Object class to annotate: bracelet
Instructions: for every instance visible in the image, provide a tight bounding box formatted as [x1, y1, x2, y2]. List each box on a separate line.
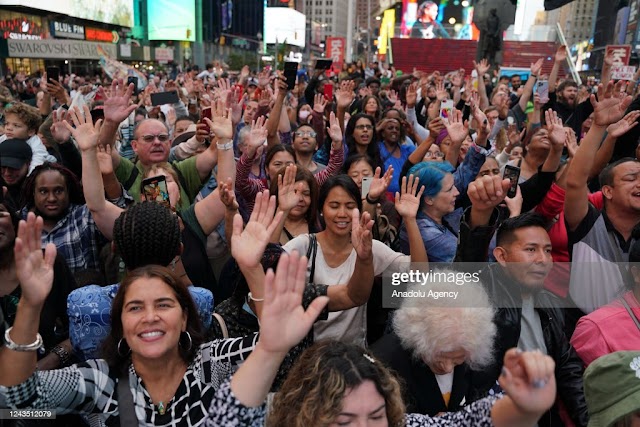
[50, 344, 71, 366]
[216, 140, 234, 151]
[247, 292, 264, 302]
[4, 327, 44, 352]
[366, 194, 381, 205]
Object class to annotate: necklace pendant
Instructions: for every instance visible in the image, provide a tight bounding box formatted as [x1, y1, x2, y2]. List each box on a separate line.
[157, 401, 165, 415]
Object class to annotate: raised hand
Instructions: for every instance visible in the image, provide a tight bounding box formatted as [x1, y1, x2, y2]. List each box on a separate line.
[591, 81, 633, 126]
[606, 110, 640, 138]
[428, 117, 445, 140]
[227, 88, 244, 126]
[14, 213, 57, 308]
[96, 145, 114, 175]
[50, 109, 72, 143]
[435, 81, 448, 101]
[507, 125, 525, 150]
[565, 129, 578, 159]
[504, 185, 523, 216]
[530, 58, 544, 76]
[395, 175, 425, 219]
[327, 111, 343, 142]
[335, 80, 355, 108]
[258, 68, 271, 88]
[498, 349, 557, 416]
[444, 109, 469, 144]
[231, 190, 283, 269]
[62, 105, 102, 152]
[276, 164, 299, 212]
[474, 58, 490, 76]
[351, 209, 374, 260]
[204, 99, 233, 140]
[219, 178, 239, 211]
[368, 166, 394, 200]
[387, 89, 399, 105]
[544, 109, 566, 149]
[555, 45, 568, 63]
[259, 251, 329, 355]
[468, 174, 511, 212]
[99, 79, 137, 123]
[246, 116, 268, 158]
[406, 82, 418, 108]
[313, 93, 328, 114]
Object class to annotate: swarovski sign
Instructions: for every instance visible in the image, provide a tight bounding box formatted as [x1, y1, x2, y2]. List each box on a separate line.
[7, 38, 117, 59]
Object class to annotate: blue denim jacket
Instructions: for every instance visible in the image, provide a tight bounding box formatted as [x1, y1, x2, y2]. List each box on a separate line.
[399, 211, 459, 263]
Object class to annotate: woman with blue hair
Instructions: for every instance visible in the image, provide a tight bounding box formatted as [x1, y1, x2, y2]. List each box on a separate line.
[398, 161, 460, 262]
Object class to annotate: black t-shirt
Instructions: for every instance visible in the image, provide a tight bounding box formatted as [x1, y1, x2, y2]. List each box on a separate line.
[543, 91, 594, 140]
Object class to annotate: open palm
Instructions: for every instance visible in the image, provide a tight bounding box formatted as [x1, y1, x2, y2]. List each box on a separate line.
[395, 175, 425, 219]
[259, 252, 329, 354]
[63, 105, 102, 152]
[351, 209, 373, 260]
[368, 166, 393, 200]
[14, 213, 57, 308]
[231, 191, 282, 269]
[591, 82, 633, 126]
[277, 165, 299, 212]
[101, 79, 137, 123]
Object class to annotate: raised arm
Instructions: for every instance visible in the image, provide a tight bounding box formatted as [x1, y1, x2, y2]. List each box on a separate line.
[395, 175, 427, 264]
[335, 80, 355, 134]
[474, 59, 491, 110]
[266, 79, 288, 150]
[98, 79, 138, 169]
[548, 46, 567, 94]
[589, 111, 640, 180]
[0, 214, 57, 386]
[518, 59, 543, 113]
[64, 105, 123, 241]
[443, 108, 469, 168]
[565, 82, 633, 231]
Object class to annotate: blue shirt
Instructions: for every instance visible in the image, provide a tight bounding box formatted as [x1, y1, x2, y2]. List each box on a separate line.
[399, 211, 458, 263]
[379, 142, 416, 194]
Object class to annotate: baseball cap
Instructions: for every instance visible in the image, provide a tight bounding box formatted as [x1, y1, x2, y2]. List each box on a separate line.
[0, 138, 33, 169]
[247, 77, 259, 87]
[584, 351, 640, 427]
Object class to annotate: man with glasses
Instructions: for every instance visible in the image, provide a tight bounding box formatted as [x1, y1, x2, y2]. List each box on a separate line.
[100, 80, 230, 211]
[292, 122, 344, 176]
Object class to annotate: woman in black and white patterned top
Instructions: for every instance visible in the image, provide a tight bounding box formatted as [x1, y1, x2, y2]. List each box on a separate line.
[0, 213, 269, 426]
[205, 250, 559, 427]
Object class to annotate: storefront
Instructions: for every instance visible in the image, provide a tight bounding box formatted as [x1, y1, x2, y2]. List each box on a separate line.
[0, 11, 48, 74]
[0, 38, 117, 75]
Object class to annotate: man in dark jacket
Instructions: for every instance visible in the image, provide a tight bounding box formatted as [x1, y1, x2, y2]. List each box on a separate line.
[455, 174, 589, 427]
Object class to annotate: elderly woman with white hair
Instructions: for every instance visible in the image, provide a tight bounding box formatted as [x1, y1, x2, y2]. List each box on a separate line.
[371, 270, 497, 415]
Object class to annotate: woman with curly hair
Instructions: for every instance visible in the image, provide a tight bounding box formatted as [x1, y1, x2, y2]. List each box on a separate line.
[205, 249, 559, 427]
[372, 272, 497, 415]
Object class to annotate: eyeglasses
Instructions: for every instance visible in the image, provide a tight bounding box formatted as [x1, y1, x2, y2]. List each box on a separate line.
[295, 130, 317, 138]
[355, 124, 373, 130]
[425, 151, 445, 159]
[139, 134, 170, 143]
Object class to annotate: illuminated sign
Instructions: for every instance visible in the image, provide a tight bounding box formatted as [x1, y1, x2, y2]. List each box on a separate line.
[50, 21, 85, 40]
[148, 0, 196, 41]
[86, 28, 119, 44]
[264, 7, 306, 48]
[0, 18, 46, 40]
[0, 0, 133, 27]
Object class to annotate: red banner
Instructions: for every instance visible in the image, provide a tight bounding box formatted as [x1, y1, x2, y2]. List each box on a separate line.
[605, 45, 631, 66]
[326, 37, 345, 72]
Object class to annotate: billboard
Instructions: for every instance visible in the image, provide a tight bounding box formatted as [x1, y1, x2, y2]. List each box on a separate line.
[326, 37, 345, 71]
[264, 7, 306, 48]
[147, 0, 195, 41]
[0, 0, 133, 27]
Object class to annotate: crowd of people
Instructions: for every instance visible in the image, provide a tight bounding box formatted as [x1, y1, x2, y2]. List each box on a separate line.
[0, 43, 639, 426]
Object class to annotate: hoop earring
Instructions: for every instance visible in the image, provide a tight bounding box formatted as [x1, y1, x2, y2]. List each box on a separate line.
[179, 331, 193, 351]
[117, 338, 131, 357]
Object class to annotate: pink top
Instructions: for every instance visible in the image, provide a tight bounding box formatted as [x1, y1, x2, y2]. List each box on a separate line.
[571, 290, 640, 367]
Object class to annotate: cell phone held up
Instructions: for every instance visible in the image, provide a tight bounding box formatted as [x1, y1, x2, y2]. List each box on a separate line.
[141, 175, 171, 209]
[361, 177, 373, 198]
[151, 91, 180, 106]
[200, 107, 212, 132]
[536, 80, 549, 103]
[439, 100, 454, 123]
[503, 165, 520, 198]
[283, 61, 298, 91]
[46, 66, 60, 83]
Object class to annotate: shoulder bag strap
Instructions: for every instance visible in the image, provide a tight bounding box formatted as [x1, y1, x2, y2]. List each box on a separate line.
[621, 297, 640, 333]
[212, 313, 229, 339]
[123, 165, 139, 192]
[118, 368, 138, 425]
[307, 234, 318, 284]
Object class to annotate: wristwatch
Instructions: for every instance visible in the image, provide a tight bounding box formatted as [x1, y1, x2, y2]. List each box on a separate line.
[51, 344, 71, 366]
[216, 140, 234, 151]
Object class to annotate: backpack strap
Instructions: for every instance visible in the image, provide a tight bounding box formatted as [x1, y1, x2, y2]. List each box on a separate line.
[621, 297, 640, 333]
[307, 233, 318, 284]
[171, 163, 190, 196]
[118, 368, 137, 425]
[123, 166, 139, 192]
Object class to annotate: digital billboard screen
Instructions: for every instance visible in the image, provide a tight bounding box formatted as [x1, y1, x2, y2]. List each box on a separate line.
[0, 0, 134, 27]
[147, 0, 196, 41]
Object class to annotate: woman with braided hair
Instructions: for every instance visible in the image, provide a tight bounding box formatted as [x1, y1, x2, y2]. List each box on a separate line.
[66, 105, 235, 293]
